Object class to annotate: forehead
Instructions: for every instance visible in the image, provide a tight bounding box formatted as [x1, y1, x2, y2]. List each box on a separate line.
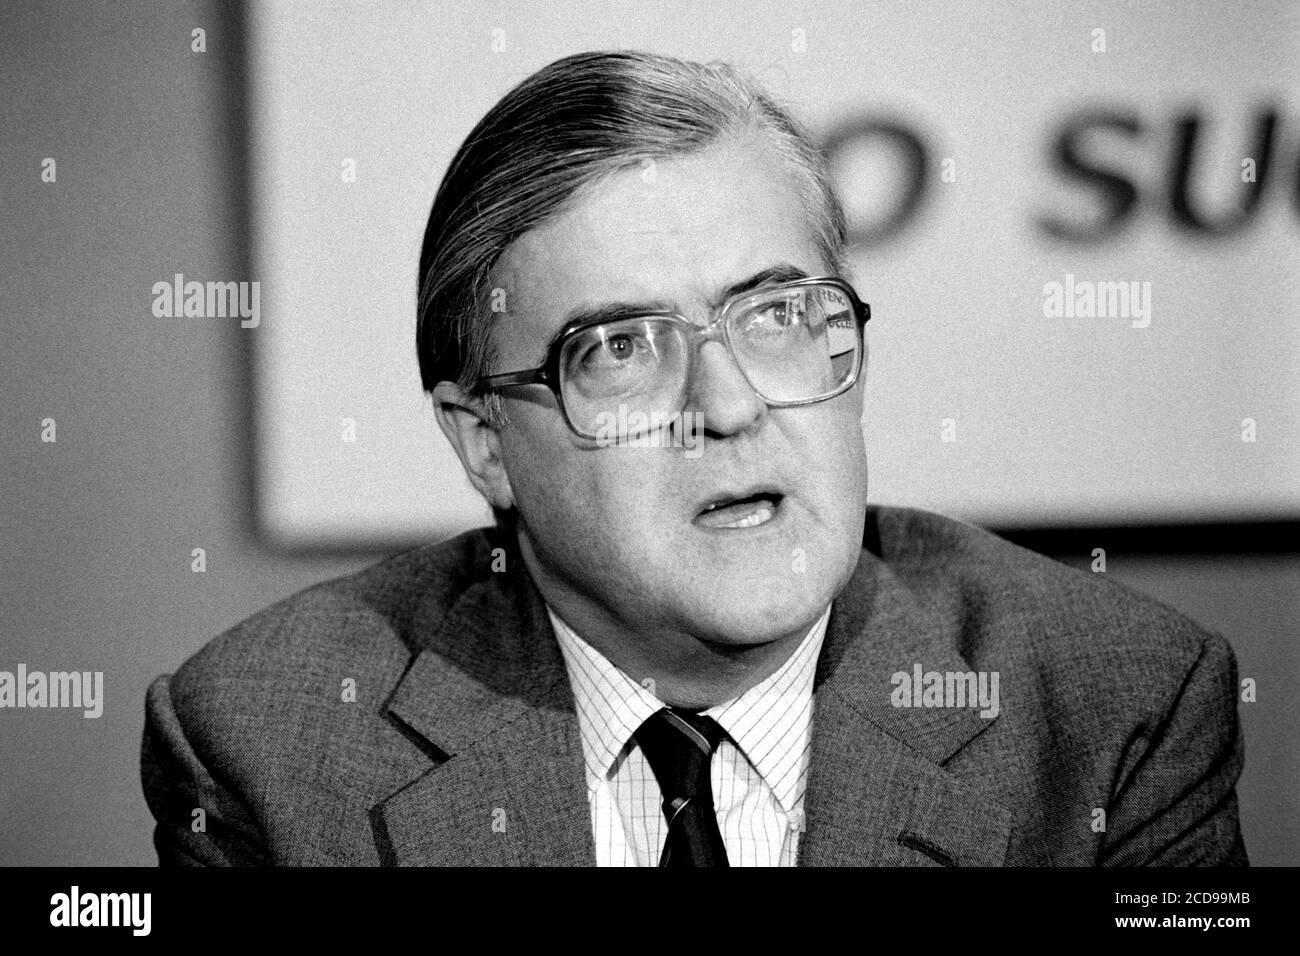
[491, 134, 826, 352]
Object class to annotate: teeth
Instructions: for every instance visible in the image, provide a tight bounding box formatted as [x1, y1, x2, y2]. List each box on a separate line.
[704, 493, 775, 514]
[726, 505, 774, 528]
[696, 502, 776, 530]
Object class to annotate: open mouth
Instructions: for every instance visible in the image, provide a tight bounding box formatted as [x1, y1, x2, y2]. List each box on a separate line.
[694, 492, 784, 530]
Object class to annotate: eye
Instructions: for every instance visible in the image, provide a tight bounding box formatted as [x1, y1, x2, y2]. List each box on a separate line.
[745, 294, 806, 333]
[577, 330, 652, 370]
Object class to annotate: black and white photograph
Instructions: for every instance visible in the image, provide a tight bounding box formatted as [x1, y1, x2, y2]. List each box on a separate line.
[1, 0, 1296, 935]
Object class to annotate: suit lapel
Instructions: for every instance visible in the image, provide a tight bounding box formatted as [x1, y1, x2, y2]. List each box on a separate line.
[373, 545, 595, 866]
[370, 513, 1012, 867]
[798, 539, 1012, 866]
[375, 695, 593, 866]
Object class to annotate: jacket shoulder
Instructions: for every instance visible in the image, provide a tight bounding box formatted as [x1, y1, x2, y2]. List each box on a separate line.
[160, 527, 497, 749]
[867, 505, 1237, 696]
[864, 507, 1245, 864]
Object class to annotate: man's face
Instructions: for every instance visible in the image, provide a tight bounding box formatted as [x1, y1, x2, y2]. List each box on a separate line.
[490, 132, 868, 648]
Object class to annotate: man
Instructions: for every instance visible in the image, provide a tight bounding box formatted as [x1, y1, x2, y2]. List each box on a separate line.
[142, 51, 1247, 866]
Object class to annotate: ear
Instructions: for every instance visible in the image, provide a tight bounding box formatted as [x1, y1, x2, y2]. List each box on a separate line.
[431, 382, 515, 511]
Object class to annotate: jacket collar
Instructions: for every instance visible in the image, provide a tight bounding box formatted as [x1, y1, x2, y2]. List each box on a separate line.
[374, 514, 1010, 866]
[797, 540, 1011, 866]
[375, 539, 594, 865]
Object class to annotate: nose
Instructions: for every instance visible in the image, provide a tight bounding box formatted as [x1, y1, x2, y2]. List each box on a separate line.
[683, 337, 767, 438]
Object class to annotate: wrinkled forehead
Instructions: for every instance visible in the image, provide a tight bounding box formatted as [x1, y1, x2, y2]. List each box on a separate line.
[489, 136, 828, 364]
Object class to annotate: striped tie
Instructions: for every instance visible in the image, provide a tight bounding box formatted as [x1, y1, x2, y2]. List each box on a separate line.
[633, 708, 730, 867]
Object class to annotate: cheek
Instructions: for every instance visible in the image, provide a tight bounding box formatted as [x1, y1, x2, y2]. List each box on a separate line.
[797, 411, 869, 594]
[833, 415, 870, 501]
[499, 408, 581, 517]
[792, 401, 869, 508]
[500, 411, 669, 545]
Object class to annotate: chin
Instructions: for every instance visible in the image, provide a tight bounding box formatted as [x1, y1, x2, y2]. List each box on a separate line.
[678, 578, 831, 646]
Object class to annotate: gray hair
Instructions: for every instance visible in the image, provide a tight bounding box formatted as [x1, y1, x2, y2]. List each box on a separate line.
[416, 50, 847, 427]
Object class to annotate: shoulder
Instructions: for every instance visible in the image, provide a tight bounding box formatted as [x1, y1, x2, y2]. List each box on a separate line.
[158, 526, 499, 745]
[865, 505, 1238, 708]
[859, 507, 1244, 864]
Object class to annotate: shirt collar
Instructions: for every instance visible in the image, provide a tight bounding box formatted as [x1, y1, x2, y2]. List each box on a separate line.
[548, 604, 830, 814]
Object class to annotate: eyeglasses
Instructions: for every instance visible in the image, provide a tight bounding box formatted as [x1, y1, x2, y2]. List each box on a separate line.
[475, 276, 871, 440]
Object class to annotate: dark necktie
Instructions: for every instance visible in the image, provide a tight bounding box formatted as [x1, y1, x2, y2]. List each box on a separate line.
[633, 708, 731, 867]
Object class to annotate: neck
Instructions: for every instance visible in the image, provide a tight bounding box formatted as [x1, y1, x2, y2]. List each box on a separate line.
[570, 606, 812, 708]
[517, 537, 818, 709]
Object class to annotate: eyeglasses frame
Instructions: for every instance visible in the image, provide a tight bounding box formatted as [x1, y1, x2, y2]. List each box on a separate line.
[473, 275, 871, 438]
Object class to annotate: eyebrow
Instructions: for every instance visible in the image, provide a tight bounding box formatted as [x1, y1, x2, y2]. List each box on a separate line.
[539, 263, 814, 358]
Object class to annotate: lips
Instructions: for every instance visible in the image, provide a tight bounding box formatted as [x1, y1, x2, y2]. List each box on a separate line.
[694, 490, 785, 530]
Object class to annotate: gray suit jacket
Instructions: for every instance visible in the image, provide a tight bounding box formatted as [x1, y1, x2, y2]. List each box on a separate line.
[141, 506, 1247, 866]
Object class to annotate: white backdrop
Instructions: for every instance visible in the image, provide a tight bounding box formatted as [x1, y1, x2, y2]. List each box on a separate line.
[246, 0, 1300, 546]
